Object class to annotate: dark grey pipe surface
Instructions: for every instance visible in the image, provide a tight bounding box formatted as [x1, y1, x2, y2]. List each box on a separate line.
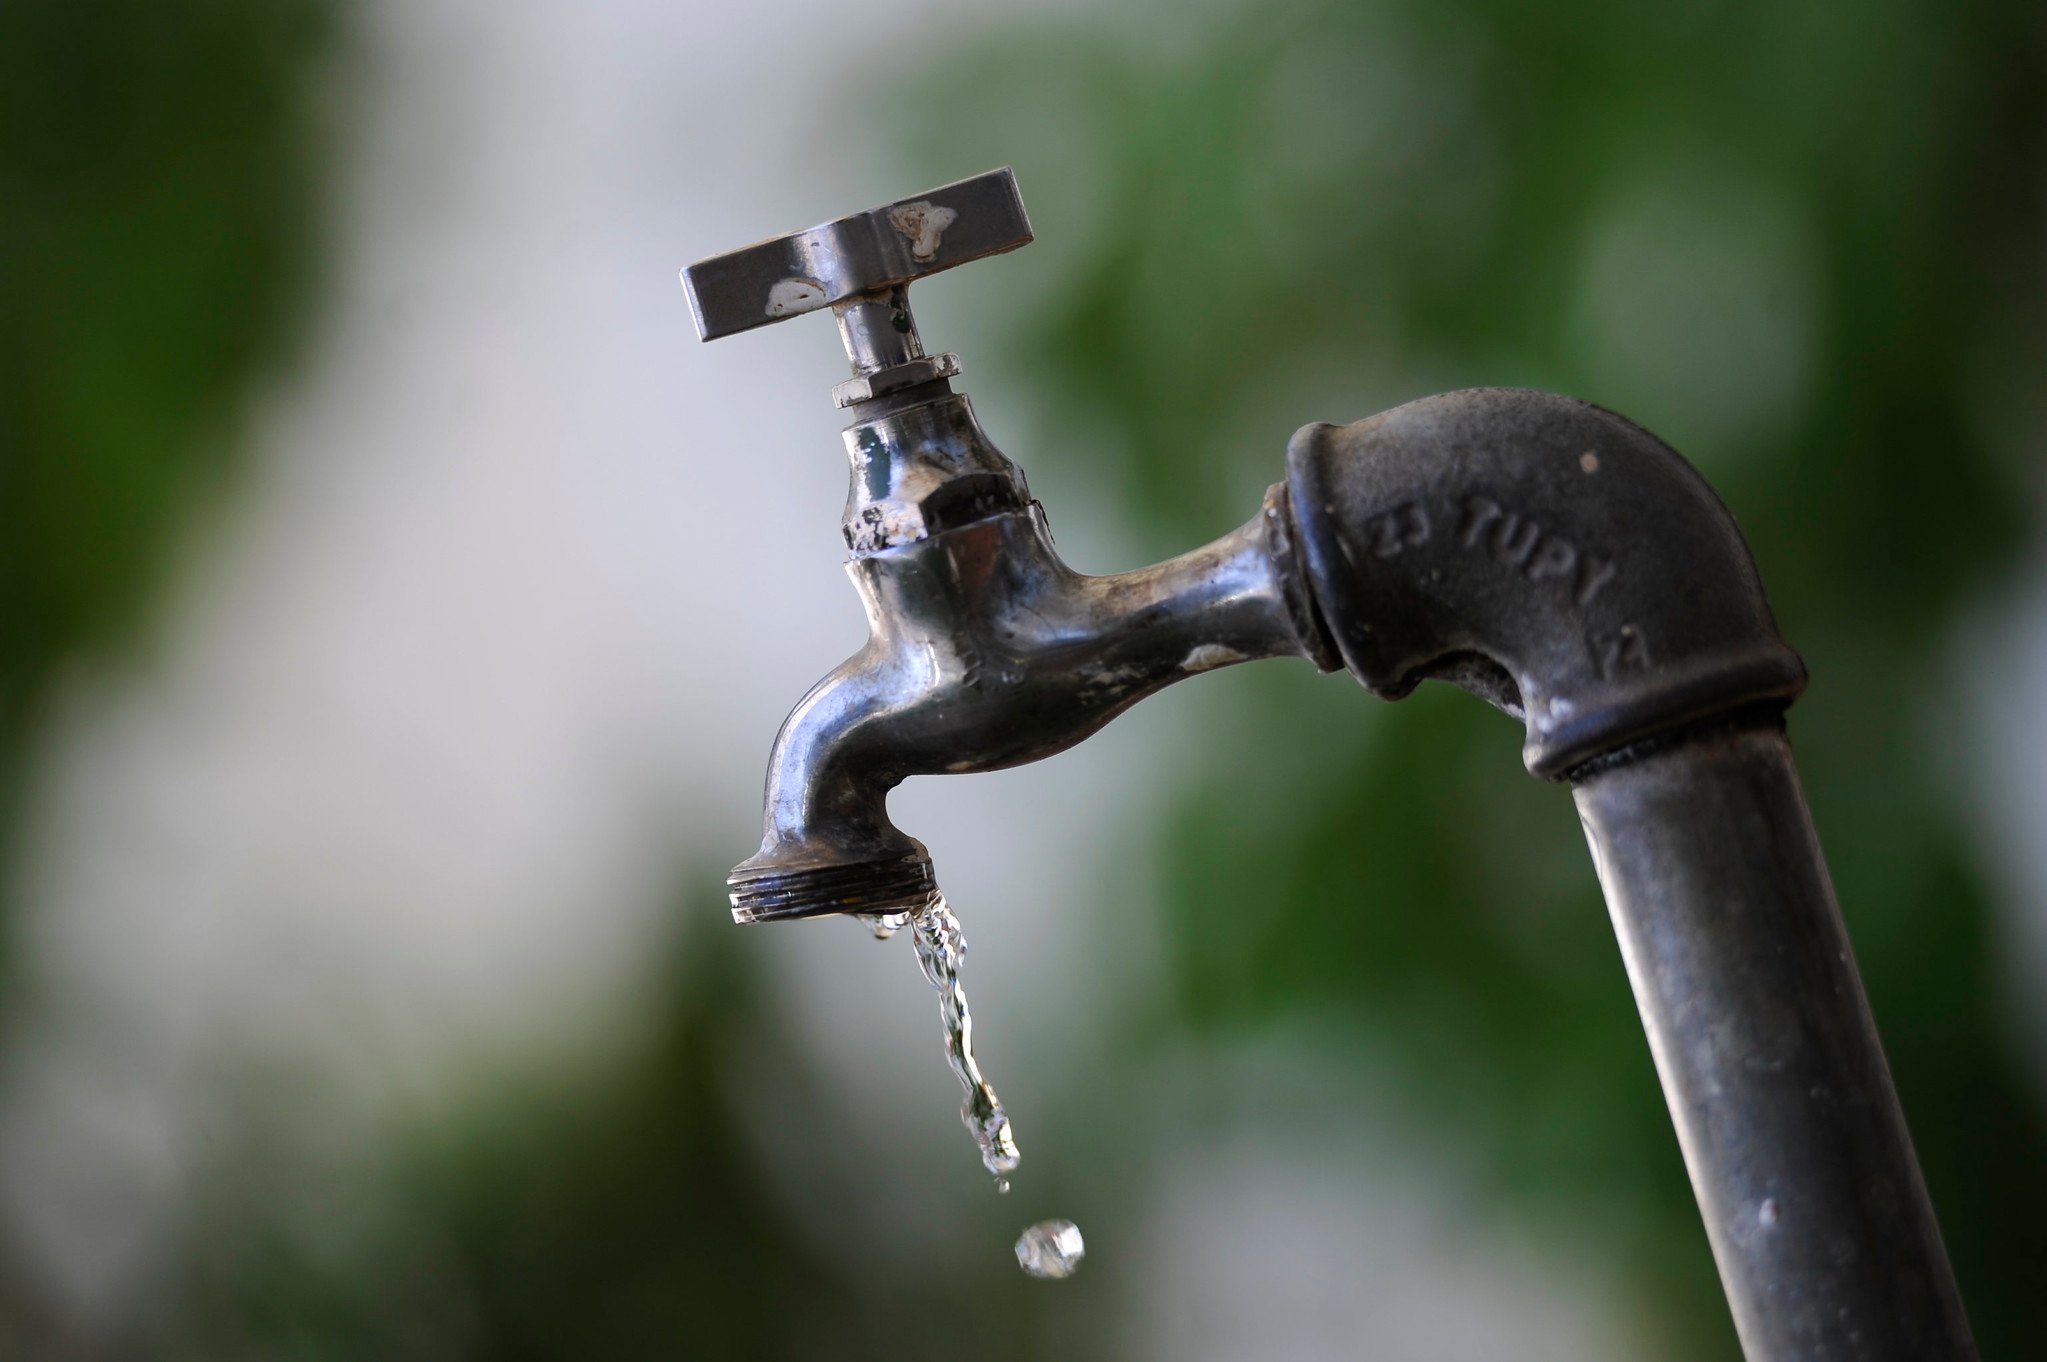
[1574, 720, 1974, 1361]
[1289, 390, 1973, 1355]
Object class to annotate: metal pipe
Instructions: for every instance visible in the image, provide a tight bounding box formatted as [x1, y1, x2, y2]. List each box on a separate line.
[1285, 389, 1977, 1359]
[1573, 719, 1973, 1359]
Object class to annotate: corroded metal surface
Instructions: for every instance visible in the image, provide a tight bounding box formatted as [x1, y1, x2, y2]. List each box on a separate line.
[1285, 388, 1808, 778]
[1578, 722, 1974, 1360]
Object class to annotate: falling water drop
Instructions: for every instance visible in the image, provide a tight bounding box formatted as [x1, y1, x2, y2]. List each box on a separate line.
[860, 911, 910, 940]
[1015, 1220, 1085, 1279]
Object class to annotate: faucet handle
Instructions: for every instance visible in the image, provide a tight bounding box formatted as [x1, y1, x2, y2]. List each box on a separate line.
[680, 167, 1032, 405]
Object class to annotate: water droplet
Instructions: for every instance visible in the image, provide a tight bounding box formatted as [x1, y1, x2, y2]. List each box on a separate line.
[1015, 1219, 1085, 1280]
[995, 1178, 1011, 1195]
[860, 911, 910, 941]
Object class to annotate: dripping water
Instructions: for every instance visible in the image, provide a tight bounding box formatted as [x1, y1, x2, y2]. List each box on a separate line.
[1015, 1219, 1085, 1279]
[860, 910, 910, 940]
[862, 893, 1083, 1276]
[907, 894, 1020, 1181]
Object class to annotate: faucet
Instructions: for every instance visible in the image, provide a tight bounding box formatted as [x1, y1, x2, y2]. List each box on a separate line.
[682, 169, 1976, 1361]
[683, 170, 1333, 921]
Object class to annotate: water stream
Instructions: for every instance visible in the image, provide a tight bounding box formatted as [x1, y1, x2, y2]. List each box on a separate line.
[861, 893, 1082, 1278]
[906, 894, 1021, 1182]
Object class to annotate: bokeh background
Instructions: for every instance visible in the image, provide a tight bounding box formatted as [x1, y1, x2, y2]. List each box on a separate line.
[5, 0, 2045, 1357]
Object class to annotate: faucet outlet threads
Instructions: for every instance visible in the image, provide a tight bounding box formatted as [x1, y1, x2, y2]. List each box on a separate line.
[727, 847, 935, 925]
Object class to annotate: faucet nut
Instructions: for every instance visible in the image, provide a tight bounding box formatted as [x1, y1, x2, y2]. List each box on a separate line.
[832, 352, 963, 408]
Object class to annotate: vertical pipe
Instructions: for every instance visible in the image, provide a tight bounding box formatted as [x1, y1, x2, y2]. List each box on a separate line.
[1572, 719, 1975, 1360]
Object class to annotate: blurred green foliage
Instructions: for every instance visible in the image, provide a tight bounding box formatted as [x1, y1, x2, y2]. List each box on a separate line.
[0, 0, 332, 761]
[0, 0, 334, 1343]
[163, 914, 856, 1361]
[890, 0, 2047, 1356]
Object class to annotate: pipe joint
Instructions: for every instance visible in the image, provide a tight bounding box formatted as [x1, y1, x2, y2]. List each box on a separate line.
[1284, 387, 1808, 777]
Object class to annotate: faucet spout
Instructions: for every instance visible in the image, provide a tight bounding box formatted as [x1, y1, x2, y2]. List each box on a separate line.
[727, 396, 1335, 923]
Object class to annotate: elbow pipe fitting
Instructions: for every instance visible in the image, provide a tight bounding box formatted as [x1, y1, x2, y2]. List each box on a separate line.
[1292, 389, 1973, 1359]
[1285, 387, 1807, 777]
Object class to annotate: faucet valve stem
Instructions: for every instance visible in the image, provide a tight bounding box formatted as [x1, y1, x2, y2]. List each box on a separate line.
[679, 168, 1032, 408]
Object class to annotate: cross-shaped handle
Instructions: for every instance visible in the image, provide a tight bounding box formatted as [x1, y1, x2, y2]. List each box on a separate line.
[680, 168, 1032, 406]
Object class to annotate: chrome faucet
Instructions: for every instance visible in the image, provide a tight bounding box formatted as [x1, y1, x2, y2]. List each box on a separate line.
[683, 169, 1334, 921]
[681, 169, 1976, 1361]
